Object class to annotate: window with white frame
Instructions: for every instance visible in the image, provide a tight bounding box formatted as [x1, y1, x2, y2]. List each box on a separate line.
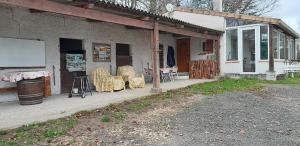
[288, 38, 296, 60]
[272, 30, 286, 60]
[287, 38, 292, 60]
[272, 30, 279, 59]
[260, 25, 269, 60]
[297, 43, 300, 60]
[279, 33, 285, 59]
[226, 29, 238, 61]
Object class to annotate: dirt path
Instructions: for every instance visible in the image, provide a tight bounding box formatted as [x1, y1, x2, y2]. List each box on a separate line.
[39, 85, 300, 146]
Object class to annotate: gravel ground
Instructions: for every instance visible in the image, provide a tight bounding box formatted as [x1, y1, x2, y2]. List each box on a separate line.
[38, 84, 300, 146]
[162, 85, 300, 146]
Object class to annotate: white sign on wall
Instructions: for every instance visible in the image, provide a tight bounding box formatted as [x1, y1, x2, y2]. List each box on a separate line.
[0, 37, 46, 68]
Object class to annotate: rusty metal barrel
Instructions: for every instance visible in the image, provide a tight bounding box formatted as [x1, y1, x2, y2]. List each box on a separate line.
[17, 78, 44, 105]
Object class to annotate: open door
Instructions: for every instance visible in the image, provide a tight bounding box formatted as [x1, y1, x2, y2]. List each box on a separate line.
[177, 38, 190, 72]
[242, 29, 256, 72]
[60, 38, 85, 93]
[159, 44, 164, 68]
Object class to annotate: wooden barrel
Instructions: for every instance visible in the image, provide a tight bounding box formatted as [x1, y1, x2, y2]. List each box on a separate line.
[17, 78, 44, 105]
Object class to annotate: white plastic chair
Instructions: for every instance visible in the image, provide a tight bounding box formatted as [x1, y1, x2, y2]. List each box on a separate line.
[170, 66, 179, 81]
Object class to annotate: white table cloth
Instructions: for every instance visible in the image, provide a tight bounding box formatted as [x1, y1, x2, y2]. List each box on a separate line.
[1, 71, 50, 82]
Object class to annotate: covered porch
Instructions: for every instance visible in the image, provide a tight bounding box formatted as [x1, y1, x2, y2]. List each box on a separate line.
[0, 0, 222, 101]
[0, 79, 215, 130]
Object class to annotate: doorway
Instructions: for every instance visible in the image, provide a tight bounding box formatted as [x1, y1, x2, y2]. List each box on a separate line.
[116, 43, 132, 69]
[159, 44, 164, 68]
[242, 29, 256, 72]
[177, 38, 190, 72]
[60, 38, 85, 93]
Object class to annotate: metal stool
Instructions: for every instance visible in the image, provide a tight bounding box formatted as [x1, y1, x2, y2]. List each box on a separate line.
[69, 75, 92, 98]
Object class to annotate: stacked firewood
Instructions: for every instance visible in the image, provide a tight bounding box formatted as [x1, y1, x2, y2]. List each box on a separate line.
[190, 60, 219, 79]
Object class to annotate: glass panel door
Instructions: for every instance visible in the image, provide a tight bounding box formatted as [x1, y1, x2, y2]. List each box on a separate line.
[242, 29, 256, 72]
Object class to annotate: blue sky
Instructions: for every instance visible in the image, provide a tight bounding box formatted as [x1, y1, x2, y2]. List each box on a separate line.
[266, 0, 300, 33]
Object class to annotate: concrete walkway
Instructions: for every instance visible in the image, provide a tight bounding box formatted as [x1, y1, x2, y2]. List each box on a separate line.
[0, 79, 215, 130]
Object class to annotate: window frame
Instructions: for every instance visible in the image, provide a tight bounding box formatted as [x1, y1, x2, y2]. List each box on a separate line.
[260, 25, 269, 60]
[273, 29, 286, 61]
[226, 28, 239, 61]
[279, 32, 285, 60]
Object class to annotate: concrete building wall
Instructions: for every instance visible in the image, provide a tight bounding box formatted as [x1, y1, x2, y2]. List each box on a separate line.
[190, 37, 210, 61]
[166, 11, 225, 31]
[0, 5, 176, 97]
[160, 34, 177, 68]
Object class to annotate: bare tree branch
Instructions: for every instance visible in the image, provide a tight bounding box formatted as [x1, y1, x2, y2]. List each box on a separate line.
[101, 0, 279, 16]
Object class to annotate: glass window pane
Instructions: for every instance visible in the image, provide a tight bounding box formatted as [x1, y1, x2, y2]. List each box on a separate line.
[226, 18, 257, 27]
[291, 39, 295, 60]
[287, 38, 292, 60]
[279, 33, 285, 59]
[260, 26, 268, 60]
[272, 31, 278, 59]
[297, 43, 300, 60]
[226, 29, 238, 61]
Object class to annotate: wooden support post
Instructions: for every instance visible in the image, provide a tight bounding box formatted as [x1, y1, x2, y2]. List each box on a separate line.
[151, 20, 162, 93]
[215, 36, 221, 74]
[269, 25, 274, 72]
[266, 25, 277, 80]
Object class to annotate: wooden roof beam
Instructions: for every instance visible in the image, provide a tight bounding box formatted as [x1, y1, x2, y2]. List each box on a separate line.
[159, 24, 218, 40]
[0, 0, 154, 29]
[0, 0, 220, 39]
[29, 9, 46, 13]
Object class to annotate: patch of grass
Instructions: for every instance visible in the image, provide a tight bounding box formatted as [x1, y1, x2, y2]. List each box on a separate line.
[0, 130, 7, 136]
[43, 129, 65, 138]
[0, 140, 19, 146]
[263, 74, 300, 85]
[2, 117, 78, 145]
[16, 123, 39, 133]
[101, 115, 110, 123]
[192, 75, 300, 95]
[159, 92, 173, 100]
[128, 99, 152, 111]
[192, 78, 263, 95]
[112, 111, 126, 121]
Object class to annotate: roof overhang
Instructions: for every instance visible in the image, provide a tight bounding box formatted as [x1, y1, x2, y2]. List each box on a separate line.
[0, 0, 223, 40]
[175, 7, 300, 38]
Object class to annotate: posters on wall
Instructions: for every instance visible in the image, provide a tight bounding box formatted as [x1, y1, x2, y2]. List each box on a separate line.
[93, 43, 111, 62]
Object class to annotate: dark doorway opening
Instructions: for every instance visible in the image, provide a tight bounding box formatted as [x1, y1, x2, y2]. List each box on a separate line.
[116, 43, 132, 68]
[159, 44, 164, 68]
[59, 38, 85, 93]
